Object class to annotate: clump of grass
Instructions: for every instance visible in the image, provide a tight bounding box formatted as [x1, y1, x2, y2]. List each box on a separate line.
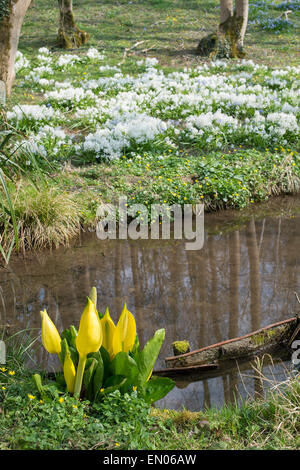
[268, 154, 300, 196]
[0, 179, 80, 253]
[150, 357, 300, 450]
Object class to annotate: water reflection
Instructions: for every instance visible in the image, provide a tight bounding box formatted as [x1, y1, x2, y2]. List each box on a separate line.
[1, 196, 300, 409]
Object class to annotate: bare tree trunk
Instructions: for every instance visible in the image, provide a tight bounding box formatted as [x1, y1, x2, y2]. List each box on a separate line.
[0, 0, 31, 96]
[220, 0, 233, 23]
[57, 0, 89, 49]
[236, 0, 248, 47]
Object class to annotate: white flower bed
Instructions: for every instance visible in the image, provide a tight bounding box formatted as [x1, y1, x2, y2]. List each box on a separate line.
[10, 50, 300, 162]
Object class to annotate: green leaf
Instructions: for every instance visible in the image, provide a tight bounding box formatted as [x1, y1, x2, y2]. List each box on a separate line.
[61, 326, 77, 350]
[99, 346, 112, 382]
[54, 372, 66, 388]
[69, 346, 79, 368]
[83, 358, 97, 390]
[142, 376, 175, 404]
[111, 352, 139, 382]
[101, 376, 127, 397]
[60, 338, 69, 365]
[32, 374, 44, 396]
[93, 354, 104, 400]
[135, 329, 165, 388]
[69, 325, 78, 347]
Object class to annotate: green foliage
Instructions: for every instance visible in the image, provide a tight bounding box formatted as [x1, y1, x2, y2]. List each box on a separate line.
[1, 333, 300, 450]
[134, 329, 165, 389]
[0, 0, 9, 23]
[143, 376, 176, 404]
[34, 324, 174, 404]
[0, 168, 19, 263]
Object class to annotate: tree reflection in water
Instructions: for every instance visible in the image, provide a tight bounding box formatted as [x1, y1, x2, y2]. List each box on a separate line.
[1, 196, 300, 409]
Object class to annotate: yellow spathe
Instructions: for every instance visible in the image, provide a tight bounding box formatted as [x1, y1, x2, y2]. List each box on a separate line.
[101, 307, 116, 359]
[40, 309, 61, 355]
[112, 304, 136, 356]
[63, 352, 76, 394]
[76, 297, 103, 357]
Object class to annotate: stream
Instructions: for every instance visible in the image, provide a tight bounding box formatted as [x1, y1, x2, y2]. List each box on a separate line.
[1, 195, 300, 410]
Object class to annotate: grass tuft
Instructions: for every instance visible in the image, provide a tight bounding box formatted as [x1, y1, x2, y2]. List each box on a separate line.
[0, 179, 80, 253]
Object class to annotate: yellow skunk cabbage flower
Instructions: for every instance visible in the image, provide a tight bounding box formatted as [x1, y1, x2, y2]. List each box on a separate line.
[63, 352, 76, 394]
[112, 304, 136, 357]
[76, 297, 103, 357]
[74, 298, 103, 399]
[40, 309, 61, 355]
[101, 307, 116, 359]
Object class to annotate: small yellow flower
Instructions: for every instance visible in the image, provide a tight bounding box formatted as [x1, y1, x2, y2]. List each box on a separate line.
[100, 388, 104, 393]
[28, 394, 36, 400]
[115, 443, 120, 447]
[2, 386, 6, 390]
[8, 370, 15, 376]
[132, 386, 137, 392]
[39, 400, 44, 404]
[0, 367, 7, 372]
[72, 404, 78, 409]
[59, 397, 64, 403]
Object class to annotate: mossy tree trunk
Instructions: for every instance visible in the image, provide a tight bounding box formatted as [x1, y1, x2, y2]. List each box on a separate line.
[0, 0, 31, 96]
[57, 0, 89, 49]
[197, 0, 249, 59]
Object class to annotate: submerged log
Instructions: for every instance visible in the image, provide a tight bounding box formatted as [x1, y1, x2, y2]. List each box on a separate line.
[165, 317, 299, 369]
[157, 348, 291, 387]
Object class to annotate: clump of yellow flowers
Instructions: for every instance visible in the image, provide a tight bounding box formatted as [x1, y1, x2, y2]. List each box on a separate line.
[37, 287, 174, 403]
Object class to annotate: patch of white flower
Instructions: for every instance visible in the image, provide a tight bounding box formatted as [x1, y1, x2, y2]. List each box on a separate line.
[17, 125, 73, 159]
[7, 104, 61, 123]
[81, 113, 168, 158]
[45, 87, 96, 107]
[86, 48, 105, 60]
[14, 51, 30, 72]
[266, 112, 298, 134]
[57, 54, 82, 68]
[186, 111, 238, 133]
[11, 48, 300, 161]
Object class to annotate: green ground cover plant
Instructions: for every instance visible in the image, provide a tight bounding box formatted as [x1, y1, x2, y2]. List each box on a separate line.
[1, 331, 299, 450]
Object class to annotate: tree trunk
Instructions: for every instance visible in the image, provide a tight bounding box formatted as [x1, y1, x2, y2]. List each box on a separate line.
[0, 0, 31, 96]
[197, 0, 248, 59]
[236, 0, 248, 47]
[220, 0, 233, 23]
[57, 0, 89, 49]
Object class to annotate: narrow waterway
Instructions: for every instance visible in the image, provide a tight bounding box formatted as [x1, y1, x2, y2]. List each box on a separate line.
[1, 196, 300, 410]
